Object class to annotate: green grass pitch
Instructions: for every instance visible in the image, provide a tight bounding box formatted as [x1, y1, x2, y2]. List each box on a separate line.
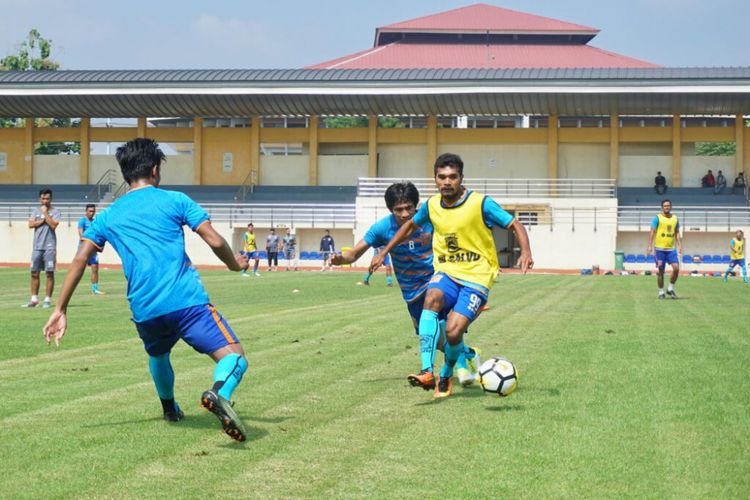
[1, 267, 748, 498]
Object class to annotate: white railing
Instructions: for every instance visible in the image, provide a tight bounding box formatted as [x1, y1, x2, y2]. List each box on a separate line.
[618, 206, 750, 231]
[358, 178, 617, 199]
[0, 202, 356, 228]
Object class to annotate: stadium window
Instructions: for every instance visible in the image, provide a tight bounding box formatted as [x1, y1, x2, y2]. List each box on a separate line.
[516, 212, 538, 226]
[260, 143, 303, 156]
[91, 118, 137, 128]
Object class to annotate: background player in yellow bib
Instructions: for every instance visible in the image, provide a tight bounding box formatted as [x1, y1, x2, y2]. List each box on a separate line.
[241, 223, 260, 277]
[370, 153, 533, 398]
[723, 229, 747, 284]
[647, 199, 683, 299]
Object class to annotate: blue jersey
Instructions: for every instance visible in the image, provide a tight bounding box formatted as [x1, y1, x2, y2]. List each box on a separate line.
[77, 216, 93, 233]
[364, 214, 434, 303]
[413, 190, 514, 295]
[82, 186, 210, 322]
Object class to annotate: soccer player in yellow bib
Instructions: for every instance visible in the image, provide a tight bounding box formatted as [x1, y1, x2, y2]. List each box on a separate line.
[646, 199, 683, 299]
[723, 229, 747, 284]
[370, 153, 533, 398]
[241, 223, 260, 277]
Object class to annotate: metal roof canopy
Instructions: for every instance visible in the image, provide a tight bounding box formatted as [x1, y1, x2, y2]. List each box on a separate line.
[1, 68, 750, 118]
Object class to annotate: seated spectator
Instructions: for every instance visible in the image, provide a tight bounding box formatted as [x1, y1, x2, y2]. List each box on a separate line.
[654, 171, 667, 195]
[701, 169, 715, 188]
[732, 172, 746, 194]
[714, 170, 727, 194]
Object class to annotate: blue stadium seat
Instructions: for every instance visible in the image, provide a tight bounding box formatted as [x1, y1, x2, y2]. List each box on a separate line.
[636, 254, 646, 263]
[702, 255, 712, 264]
[721, 255, 731, 263]
[258, 251, 267, 259]
[645, 255, 655, 263]
[682, 254, 692, 263]
[311, 252, 322, 259]
[624, 254, 636, 263]
[300, 251, 311, 259]
[712, 255, 722, 264]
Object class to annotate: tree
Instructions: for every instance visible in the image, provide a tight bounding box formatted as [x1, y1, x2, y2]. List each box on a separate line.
[323, 116, 407, 128]
[695, 142, 736, 156]
[1, 29, 77, 154]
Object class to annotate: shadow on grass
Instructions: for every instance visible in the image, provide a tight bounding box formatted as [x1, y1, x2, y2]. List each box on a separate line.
[361, 376, 406, 383]
[518, 386, 560, 397]
[484, 404, 523, 412]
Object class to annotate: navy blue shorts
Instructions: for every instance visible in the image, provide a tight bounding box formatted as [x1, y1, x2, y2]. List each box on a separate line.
[426, 272, 487, 323]
[240, 250, 258, 259]
[729, 258, 746, 268]
[87, 253, 99, 266]
[655, 249, 679, 271]
[135, 304, 239, 357]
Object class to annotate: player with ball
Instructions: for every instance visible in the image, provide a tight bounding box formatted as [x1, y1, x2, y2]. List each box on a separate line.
[371, 153, 533, 398]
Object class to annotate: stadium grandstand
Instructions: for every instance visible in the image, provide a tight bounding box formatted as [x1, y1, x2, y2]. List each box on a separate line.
[0, 3, 748, 270]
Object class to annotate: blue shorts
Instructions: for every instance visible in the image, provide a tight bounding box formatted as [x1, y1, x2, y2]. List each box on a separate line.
[406, 292, 447, 334]
[87, 253, 99, 266]
[655, 249, 679, 271]
[426, 272, 487, 323]
[135, 304, 239, 357]
[241, 250, 258, 259]
[729, 258, 746, 268]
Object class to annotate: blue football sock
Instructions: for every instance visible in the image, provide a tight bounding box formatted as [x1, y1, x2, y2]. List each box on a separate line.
[442, 338, 465, 379]
[212, 353, 248, 400]
[148, 353, 175, 400]
[743, 266, 748, 283]
[418, 310, 440, 373]
[363, 272, 372, 282]
[386, 276, 393, 286]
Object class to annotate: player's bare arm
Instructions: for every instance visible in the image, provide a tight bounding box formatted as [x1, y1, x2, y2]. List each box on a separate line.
[196, 221, 248, 272]
[42, 240, 97, 346]
[646, 228, 656, 254]
[368, 219, 418, 273]
[332, 239, 371, 266]
[510, 220, 534, 273]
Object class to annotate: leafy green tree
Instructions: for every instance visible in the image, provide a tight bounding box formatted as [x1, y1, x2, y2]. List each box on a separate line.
[1, 29, 78, 154]
[323, 116, 408, 129]
[695, 142, 736, 156]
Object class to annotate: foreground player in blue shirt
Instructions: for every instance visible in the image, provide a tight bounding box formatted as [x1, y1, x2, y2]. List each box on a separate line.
[43, 139, 251, 443]
[332, 182, 480, 387]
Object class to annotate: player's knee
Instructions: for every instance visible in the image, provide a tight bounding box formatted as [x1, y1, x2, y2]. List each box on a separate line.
[445, 328, 462, 346]
[424, 291, 443, 311]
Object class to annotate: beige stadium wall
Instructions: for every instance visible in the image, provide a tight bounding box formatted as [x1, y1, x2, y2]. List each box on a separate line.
[681, 155, 735, 188]
[377, 145, 427, 178]
[618, 156, 672, 187]
[32, 156, 80, 184]
[259, 155, 308, 185]
[558, 144, 609, 178]
[89, 155, 120, 184]
[160, 155, 194, 185]
[318, 155, 368, 186]
[438, 144, 547, 178]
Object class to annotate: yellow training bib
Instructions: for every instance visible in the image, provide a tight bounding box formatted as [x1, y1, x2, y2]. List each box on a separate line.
[730, 238, 744, 260]
[243, 232, 256, 252]
[654, 213, 678, 250]
[428, 191, 499, 290]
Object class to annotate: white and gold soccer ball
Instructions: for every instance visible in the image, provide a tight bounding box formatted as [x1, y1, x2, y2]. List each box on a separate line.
[478, 357, 518, 397]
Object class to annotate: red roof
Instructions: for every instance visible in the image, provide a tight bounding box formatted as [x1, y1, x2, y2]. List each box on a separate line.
[378, 3, 598, 35]
[308, 43, 659, 70]
[307, 3, 658, 70]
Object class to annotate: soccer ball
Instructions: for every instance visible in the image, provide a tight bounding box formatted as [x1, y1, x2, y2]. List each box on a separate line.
[478, 357, 518, 397]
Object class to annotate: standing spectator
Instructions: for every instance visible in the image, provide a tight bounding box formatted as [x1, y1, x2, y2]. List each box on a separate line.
[77, 204, 105, 295]
[282, 228, 298, 271]
[654, 171, 667, 195]
[731, 172, 746, 195]
[24, 188, 61, 308]
[266, 228, 279, 271]
[701, 169, 715, 188]
[714, 170, 727, 194]
[320, 229, 335, 271]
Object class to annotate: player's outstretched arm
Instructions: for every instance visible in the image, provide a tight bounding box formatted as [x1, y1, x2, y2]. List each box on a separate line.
[646, 227, 656, 255]
[510, 220, 534, 274]
[331, 239, 370, 266]
[43, 240, 96, 346]
[368, 220, 417, 273]
[196, 221, 248, 272]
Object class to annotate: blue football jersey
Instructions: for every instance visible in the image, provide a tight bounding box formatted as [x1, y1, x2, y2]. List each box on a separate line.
[364, 214, 433, 303]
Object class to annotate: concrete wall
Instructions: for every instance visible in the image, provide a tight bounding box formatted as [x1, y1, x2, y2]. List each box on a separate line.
[259, 156, 308, 185]
[377, 145, 427, 178]
[32, 155, 80, 184]
[0, 128, 27, 183]
[618, 156, 672, 187]
[438, 144, 547, 178]
[559, 144, 609, 179]
[318, 155, 368, 186]
[681, 155, 735, 188]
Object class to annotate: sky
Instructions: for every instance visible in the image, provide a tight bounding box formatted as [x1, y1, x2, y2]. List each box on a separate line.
[0, 0, 748, 70]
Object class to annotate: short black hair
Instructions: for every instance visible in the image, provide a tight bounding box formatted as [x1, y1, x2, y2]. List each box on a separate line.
[434, 153, 464, 175]
[661, 199, 672, 206]
[247, 223, 253, 227]
[384, 182, 419, 211]
[116, 138, 166, 184]
[38, 188, 52, 197]
[85, 203, 96, 210]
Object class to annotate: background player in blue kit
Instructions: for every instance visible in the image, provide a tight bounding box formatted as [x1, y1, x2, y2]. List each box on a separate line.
[362, 247, 393, 287]
[332, 182, 479, 386]
[43, 138, 251, 442]
[77, 204, 105, 295]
